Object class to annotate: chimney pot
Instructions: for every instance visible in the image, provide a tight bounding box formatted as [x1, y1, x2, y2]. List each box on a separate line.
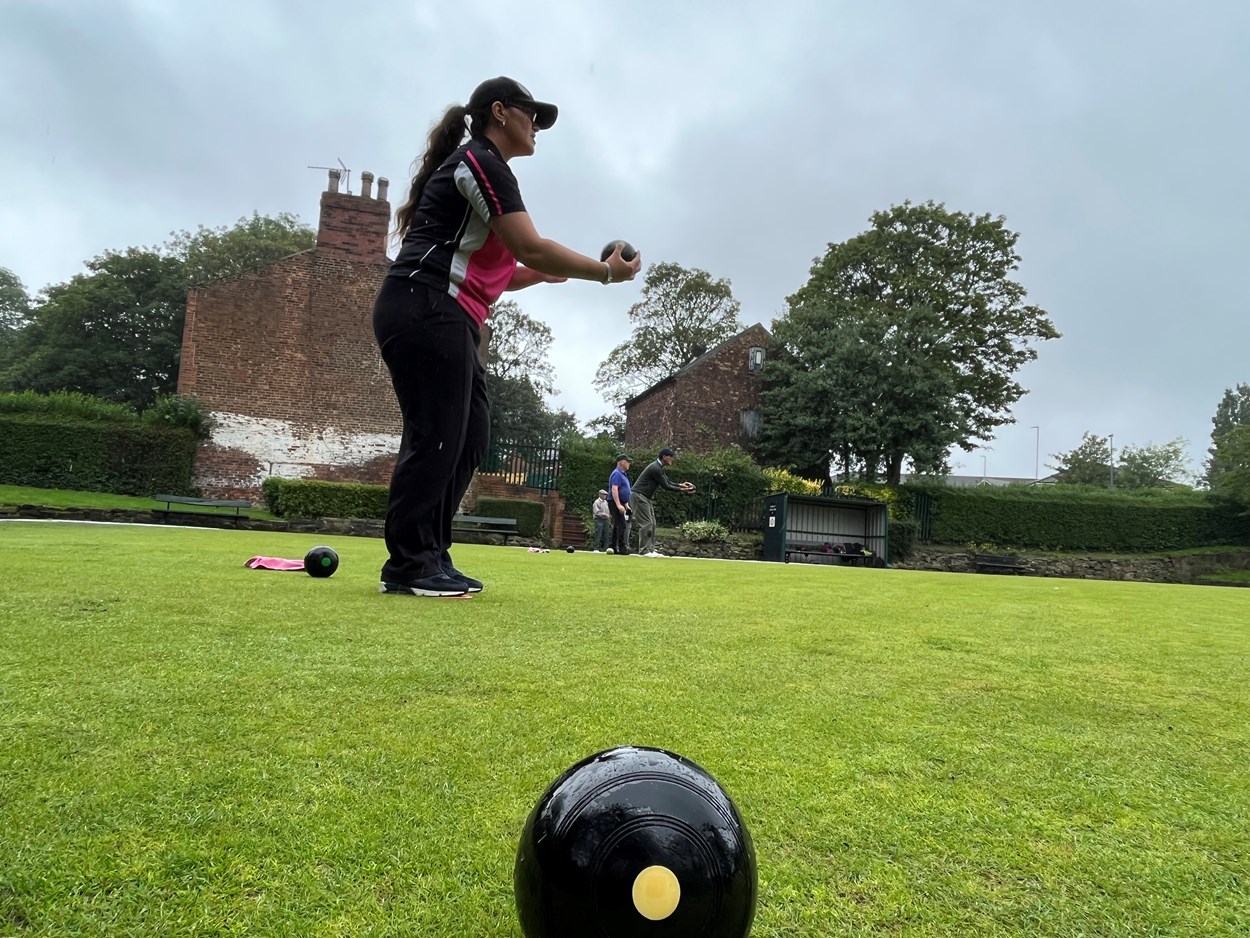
[361, 171, 374, 199]
[327, 168, 341, 194]
[377, 177, 389, 202]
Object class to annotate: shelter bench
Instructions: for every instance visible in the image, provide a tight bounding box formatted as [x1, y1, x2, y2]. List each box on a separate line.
[154, 494, 251, 527]
[784, 543, 875, 566]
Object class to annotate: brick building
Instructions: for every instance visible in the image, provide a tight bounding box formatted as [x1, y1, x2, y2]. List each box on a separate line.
[623, 323, 771, 453]
[177, 169, 401, 498]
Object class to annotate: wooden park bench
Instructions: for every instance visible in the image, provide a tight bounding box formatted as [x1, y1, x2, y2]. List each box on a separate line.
[451, 514, 519, 537]
[154, 494, 252, 527]
[973, 552, 1028, 574]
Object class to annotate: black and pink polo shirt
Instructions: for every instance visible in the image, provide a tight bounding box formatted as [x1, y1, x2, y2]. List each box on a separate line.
[388, 136, 525, 326]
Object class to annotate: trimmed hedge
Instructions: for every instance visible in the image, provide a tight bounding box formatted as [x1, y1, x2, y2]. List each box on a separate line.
[261, 478, 388, 519]
[910, 483, 1248, 551]
[0, 414, 196, 496]
[887, 519, 918, 562]
[476, 497, 545, 538]
[0, 389, 139, 422]
[556, 436, 622, 526]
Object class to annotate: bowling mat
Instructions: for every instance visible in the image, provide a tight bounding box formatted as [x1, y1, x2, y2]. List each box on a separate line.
[244, 556, 305, 571]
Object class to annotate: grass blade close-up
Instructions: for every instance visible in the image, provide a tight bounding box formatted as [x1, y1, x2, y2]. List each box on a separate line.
[2, 521, 1248, 936]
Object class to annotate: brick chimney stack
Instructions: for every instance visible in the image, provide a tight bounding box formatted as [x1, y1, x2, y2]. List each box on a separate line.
[316, 168, 391, 264]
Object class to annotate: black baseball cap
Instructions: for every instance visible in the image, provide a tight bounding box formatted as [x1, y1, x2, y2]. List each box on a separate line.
[659, 448, 676, 459]
[468, 77, 558, 130]
[615, 453, 631, 462]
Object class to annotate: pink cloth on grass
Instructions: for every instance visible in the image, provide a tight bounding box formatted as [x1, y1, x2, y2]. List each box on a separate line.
[245, 556, 305, 571]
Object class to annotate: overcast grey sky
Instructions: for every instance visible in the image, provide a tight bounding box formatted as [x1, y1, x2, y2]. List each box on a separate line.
[2, 0, 1247, 479]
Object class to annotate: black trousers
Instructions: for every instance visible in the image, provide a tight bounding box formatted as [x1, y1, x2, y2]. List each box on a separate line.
[373, 279, 489, 582]
[609, 501, 630, 555]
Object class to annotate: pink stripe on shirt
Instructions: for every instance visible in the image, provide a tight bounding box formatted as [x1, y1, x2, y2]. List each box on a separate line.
[464, 150, 504, 216]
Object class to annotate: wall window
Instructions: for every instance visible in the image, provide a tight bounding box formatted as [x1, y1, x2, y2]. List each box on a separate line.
[747, 347, 765, 371]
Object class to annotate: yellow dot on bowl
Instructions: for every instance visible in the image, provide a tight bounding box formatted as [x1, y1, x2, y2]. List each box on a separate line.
[631, 864, 681, 921]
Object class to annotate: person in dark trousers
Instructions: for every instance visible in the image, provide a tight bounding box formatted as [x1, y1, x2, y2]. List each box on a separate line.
[631, 448, 695, 556]
[608, 454, 633, 555]
[374, 77, 642, 597]
[592, 488, 611, 552]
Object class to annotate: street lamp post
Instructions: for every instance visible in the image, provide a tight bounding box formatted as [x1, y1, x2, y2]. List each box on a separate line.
[1030, 426, 1040, 481]
[1108, 433, 1115, 487]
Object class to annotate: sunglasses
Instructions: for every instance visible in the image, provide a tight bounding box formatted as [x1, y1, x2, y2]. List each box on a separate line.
[506, 103, 539, 125]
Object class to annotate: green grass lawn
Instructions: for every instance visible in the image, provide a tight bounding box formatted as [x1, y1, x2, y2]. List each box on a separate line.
[2, 522, 1248, 936]
[0, 484, 274, 519]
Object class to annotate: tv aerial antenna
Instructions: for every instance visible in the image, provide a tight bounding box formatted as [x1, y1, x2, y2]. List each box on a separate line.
[306, 158, 351, 194]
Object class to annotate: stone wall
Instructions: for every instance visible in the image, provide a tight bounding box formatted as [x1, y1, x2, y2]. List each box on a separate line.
[894, 545, 1250, 585]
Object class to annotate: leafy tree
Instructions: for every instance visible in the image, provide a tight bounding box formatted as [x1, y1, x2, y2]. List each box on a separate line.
[1116, 438, 1194, 489]
[1, 249, 186, 409]
[757, 201, 1059, 483]
[0, 266, 31, 372]
[1048, 432, 1113, 486]
[584, 411, 626, 441]
[0, 266, 29, 332]
[0, 215, 314, 410]
[1050, 433, 1194, 489]
[488, 300, 556, 396]
[1210, 425, 1250, 508]
[593, 262, 742, 407]
[485, 300, 571, 445]
[488, 375, 578, 445]
[1204, 384, 1250, 489]
[167, 212, 314, 286]
[758, 304, 962, 481]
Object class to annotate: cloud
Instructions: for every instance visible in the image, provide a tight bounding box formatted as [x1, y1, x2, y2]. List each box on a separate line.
[2, 0, 1247, 476]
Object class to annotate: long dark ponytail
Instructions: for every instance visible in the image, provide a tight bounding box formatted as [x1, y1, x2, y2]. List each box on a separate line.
[394, 102, 491, 240]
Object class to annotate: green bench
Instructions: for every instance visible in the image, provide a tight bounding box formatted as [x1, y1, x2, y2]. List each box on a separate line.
[154, 494, 251, 527]
[452, 514, 519, 536]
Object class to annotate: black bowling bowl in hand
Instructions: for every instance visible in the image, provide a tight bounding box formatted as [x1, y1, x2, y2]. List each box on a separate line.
[600, 240, 638, 262]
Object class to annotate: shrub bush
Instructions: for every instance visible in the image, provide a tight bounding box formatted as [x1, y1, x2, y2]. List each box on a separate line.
[679, 520, 730, 542]
[141, 394, 215, 440]
[762, 467, 824, 495]
[0, 390, 138, 422]
[833, 481, 909, 519]
[261, 476, 287, 515]
[265, 479, 388, 519]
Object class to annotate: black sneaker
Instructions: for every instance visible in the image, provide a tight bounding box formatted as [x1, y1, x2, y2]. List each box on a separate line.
[442, 562, 483, 593]
[379, 574, 470, 597]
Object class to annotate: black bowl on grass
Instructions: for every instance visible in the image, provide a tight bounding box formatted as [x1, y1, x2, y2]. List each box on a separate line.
[514, 746, 756, 937]
[304, 545, 339, 578]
